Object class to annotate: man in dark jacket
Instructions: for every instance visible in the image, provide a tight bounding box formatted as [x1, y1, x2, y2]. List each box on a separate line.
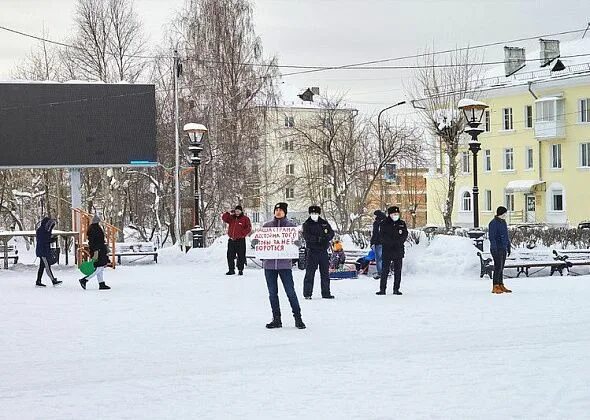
[222, 205, 252, 275]
[35, 217, 62, 287]
[377, 206, 408, 295]
[79, 214, 110, 290]
[302, 205, 335, 299]
[263, 202, 306, 329]
[370, 210, 386, 279]
[488, 206, 512, 294]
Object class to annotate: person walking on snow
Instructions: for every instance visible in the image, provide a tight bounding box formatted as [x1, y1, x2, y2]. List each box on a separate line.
[377, 206, 408, 295]
[302, 205, 335, 299]
[370, 210, 386, 279]
[488, 206, 512, 294]
[222, 205, 252, 275]
[35, 217, 62, 287]
[263, 202, 306, 329]
[79, 215, 111, 290]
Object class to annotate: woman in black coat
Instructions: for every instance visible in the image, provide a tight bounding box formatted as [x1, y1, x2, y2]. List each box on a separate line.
[79, 214, 111, 290]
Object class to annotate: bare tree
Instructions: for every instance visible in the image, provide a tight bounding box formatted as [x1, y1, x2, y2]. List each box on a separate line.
[408, 49, 482, 229]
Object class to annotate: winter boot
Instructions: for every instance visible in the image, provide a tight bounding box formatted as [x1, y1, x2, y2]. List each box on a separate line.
[266, 316, 282, 329]
[238, 270, 243, 276]
[500, 284, 512, 293]
[304, 296, 312, 300]
[35, 281, 46, 287]
[375, 290, 386, 295]
[99, 282, 111, 290]
[492, 285, 503, 294]
[322, 295, 335, 299]
[79, 278, 88, 290]
[393, 290, 403, 295]
[226, 270, 235, 275]
[294, 315, 306, 329]
[373, 273, 381, 280]
[52, 278, 62, 286]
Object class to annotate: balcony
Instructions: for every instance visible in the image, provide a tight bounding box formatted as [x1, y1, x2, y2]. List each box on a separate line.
[534, 96, 565, 140]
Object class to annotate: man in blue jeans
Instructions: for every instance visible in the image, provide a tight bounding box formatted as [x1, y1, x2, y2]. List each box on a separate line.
[371, 210, 386, 279]
[263, 202, 306, 329]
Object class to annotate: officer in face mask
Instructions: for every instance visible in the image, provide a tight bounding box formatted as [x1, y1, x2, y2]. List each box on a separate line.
[376, 206, 409, 295]
[302, 205, 335, 299]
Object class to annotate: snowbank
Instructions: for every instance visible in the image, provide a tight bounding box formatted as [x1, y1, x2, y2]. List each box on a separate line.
[405, 235, 479, 278]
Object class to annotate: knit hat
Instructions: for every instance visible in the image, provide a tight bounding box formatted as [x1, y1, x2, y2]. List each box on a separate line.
[308, 205, 321, 214]
[91, 214, 101, 224]
[274, 202, 288, 215]
[387, 206, 400, 215]
[235, 205, 243, 212]
[496, 206, 508, 216]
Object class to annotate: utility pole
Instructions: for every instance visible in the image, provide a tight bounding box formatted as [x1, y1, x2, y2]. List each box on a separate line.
[173, 50, 181, 246]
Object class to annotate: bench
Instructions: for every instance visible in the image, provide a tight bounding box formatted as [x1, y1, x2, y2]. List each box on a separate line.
[477, 248, 590, 279]
[109, 242, 158, 264]
[0, 244, 19, 266]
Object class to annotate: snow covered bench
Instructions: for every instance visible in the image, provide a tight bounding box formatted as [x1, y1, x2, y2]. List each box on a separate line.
[0, 244, 19, 266]
[109, 242, 158, 264]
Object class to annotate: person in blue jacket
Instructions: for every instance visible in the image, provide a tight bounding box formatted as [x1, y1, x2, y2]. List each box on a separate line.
[488, 206, 512, 294]
[35, 217, 62, 287]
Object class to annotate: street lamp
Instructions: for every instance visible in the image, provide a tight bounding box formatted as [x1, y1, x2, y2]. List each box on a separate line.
[377, 101, 406, 206]
[458, 98, 488, 250]
[184, 123, 208, 248]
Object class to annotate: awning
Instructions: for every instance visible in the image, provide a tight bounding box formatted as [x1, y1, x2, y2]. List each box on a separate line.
[505, 180, 545, 193]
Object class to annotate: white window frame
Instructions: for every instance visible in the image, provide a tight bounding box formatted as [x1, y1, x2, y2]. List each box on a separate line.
[551, 189, 564, 211]
[284, 140, 294, 151]
[285, 163, 295, 175]
[284, 116, 295, 128]
[525, 105, 533, 128]
[285, 188, 294, 200]
[579, 98, 590, 123]
[484, 189, 492, 212]
[580, 142, 590, 168]
[503, 148, 514, 170]
[502, 107, 513, 130]
[322, 187, 332, 200]
[461, 151, 471, 174]
[484, 110, 491, 132]
[550, 144, 562, 169]
[525, 147, 534, 170]
[484, 149, 491, 172]
[505, 193, 515, 212]
[461, 191, 472, 212]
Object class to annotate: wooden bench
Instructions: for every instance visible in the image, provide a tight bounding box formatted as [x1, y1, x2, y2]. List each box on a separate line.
[109, 242, 158, 264]
[0, 244, 19, 266]
[478, 249, 590, 279]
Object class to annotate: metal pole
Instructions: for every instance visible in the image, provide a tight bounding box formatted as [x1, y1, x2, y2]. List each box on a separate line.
[173, 50, 181, 246]
[471, 142, 481, 228]
[377, 101, 406, 207]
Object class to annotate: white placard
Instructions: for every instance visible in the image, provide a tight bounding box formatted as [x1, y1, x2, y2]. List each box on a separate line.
[252, 227, 300, 259]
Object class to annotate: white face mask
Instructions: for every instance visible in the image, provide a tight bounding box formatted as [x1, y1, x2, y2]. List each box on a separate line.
[310, 214, 319, 222]
[498, 213, 507, 220]
[390, 214, 400, 221]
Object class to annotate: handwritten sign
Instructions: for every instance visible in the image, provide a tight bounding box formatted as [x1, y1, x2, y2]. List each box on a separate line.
[252, 227, 300, 259]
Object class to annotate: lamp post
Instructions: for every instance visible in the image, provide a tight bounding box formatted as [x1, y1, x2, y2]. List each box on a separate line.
[184, 123, 208, 248]
[377, 101, 406, 206]
[458, 98, 488, 250]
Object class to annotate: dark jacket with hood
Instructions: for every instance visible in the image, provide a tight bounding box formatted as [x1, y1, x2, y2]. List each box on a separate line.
[379, 216, 409, 259]
[488, 216, 510, 252]
[302, 216, 335, 251]
[371, 211, 386, 246]
[88, 223, 109, 267]
[35, 217, 57, 258]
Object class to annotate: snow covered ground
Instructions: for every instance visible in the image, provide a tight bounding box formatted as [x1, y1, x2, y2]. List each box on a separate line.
[1, 236, 589, 419]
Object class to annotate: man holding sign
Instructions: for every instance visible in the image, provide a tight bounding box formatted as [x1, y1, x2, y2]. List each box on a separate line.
[260, 202, 306, 330]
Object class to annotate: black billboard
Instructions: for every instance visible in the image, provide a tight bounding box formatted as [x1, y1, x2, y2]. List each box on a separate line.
[0, 82, 157, 167]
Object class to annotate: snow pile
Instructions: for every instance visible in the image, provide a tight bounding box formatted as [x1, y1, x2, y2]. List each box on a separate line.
[404, 234, 479, 278]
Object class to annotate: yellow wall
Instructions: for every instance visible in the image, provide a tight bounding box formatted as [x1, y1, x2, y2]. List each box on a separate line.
[427, 78, 590, 227]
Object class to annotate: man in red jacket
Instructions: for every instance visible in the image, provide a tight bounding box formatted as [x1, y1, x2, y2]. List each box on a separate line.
[221, 205, 252, 275]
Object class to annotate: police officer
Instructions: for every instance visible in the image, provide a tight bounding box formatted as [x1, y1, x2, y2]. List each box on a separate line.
[377, 206, 408, 295]
[302, 205, 335, 299]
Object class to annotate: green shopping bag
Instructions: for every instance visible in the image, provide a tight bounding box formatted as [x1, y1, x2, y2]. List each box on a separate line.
[79, 260, 96, 276]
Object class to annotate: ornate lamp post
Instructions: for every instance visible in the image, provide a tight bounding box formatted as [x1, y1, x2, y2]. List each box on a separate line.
[458, 98, 488, 250]
[183, 123, 208, 248]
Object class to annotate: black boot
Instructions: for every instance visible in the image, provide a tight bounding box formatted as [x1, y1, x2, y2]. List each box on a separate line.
[294, 314, 306, 329]
[35, 280, 46, 287]
[322, 295, 335, 299]
[99, 282, 111, 290]
[393, 290, 403, 295]
[79, 277, 88, 290]
[238, 270, 243, 276]
[52, 278, 62, 286]
[266, 316, 282, 329]
[226, 270, 235, 275]
[375, 290, 386, 295]
[304, 296, 312, 300]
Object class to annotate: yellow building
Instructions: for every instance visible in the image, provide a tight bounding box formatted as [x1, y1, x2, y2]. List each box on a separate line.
[427, 38, 590, 227]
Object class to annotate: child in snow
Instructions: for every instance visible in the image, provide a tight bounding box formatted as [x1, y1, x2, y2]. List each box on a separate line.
[329, 240, 346, 270]
[355, 248, 375, 275]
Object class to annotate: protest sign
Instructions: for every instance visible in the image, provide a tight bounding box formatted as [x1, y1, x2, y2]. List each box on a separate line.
[252, 227, 300, 259]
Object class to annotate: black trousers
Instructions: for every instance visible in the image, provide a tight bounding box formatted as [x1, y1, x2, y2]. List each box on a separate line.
[380, 255, 403, 292]
[37, 256, 57, 283]
[303, 250, 331, 297]
[491, 249, 507, 285]
[227, 238, 246, 271]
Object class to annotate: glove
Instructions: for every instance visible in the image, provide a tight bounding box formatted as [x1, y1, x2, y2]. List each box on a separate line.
[92, 251, 99, 262]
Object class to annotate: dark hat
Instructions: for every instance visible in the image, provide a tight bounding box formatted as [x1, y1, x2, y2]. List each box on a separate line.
[496, 206, 508, 216]
[235, 205, 243, 212]
[387, 206, 400, 215]
[308, 205, 321, 214]
[274, 202, 288, 215]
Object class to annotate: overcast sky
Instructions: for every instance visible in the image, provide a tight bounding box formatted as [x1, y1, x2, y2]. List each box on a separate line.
[1, 0, 589, 114]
